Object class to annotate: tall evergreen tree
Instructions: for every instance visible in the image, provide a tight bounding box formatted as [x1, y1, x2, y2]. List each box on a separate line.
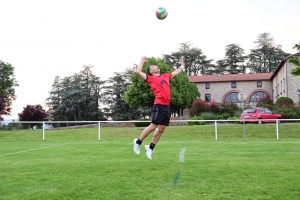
[102, 69, 140, 120]
[247, 33, 289, 73]
[46, 65, 105, 121]
[163, 42, 214, 76]
[223, 44, 247, 74]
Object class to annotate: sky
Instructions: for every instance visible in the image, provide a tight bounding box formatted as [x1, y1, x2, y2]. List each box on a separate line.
[1, 0, 300, 119]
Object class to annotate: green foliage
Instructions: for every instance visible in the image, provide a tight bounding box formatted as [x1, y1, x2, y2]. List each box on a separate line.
[247, 32, 289, 73]
[276, 97, 294, 106]
[102, 69, 141, 121]
[256, 96, 275, 110]
[288, 42, 300, 76]
[201, 112, 215, 120]
[124, 57, 199, 116]
[0, 61, 19, 120]
[47, 66, 106, 121]
[227, 116, 240, 124]
[275, 103, 297, 119]
[187, 115, 206, 125]
[219, 102, 239, 116]
[7, 123, 23, 130]
[244, 105, 253, 110]
[134, 119, 151, 127]
[233, 110, 242, 117]
[216, 44, 247, 74]
[163, 42, 214, 76]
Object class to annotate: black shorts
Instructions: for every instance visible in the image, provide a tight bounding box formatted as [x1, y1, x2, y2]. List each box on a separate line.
[151, 104, 171, 126]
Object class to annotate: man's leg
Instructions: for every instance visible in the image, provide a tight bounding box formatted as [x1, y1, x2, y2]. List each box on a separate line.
[133, 123, 157, 155]
[145, 125, 166, 160]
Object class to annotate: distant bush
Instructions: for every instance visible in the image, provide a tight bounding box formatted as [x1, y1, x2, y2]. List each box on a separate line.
[7, 123, 23, 130]
[227, 116, 240, 124]
[207, 100, 221, 114]
[187, 116, 206, 125]
[0, 124, 7, 131]
[201, 112, 215, 120]
[134, 119, 151, 127]
[188, 99, 207, 117]
[275, 103, 297, 119]
[257, 96, 275, 105]
[219, 102, 239, 116]
[276, 97, 294, 106]
[233, 110, 242, 117]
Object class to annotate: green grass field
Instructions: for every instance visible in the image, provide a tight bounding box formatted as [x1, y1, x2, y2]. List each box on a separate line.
[1, 124, 300, 200]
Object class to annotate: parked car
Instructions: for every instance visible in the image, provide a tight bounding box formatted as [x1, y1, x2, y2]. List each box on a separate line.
[240, 107, 282, 124]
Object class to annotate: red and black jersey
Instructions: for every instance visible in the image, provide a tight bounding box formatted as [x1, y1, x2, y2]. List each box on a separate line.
[146, 73, 172, 105]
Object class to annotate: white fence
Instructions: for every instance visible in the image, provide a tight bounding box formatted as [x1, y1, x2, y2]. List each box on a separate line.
[2, 119, 300, 141]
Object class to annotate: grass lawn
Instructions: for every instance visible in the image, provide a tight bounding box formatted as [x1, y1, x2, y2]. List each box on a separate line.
[0, 123, 300, 199]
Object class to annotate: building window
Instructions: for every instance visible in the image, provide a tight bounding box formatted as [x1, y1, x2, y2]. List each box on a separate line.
[224, 92, 242, 107]
[205, 94, 211, 102]
[257, 81, 262, 88]
[205, 83, 210, 89]
[249, 91, 269, 106]
[231, 82, 236, 88]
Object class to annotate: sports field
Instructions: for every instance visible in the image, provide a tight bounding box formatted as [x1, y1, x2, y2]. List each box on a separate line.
[1, 124, 300, 199]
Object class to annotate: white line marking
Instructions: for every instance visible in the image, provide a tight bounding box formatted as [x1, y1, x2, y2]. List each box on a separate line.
[0, 143, 70, 157]
[179, 148, 186, 162]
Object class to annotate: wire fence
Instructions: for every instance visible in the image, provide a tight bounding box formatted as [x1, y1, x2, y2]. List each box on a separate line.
[1, 119, 300, 141]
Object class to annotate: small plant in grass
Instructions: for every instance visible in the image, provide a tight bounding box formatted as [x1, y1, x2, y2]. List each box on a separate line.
[187, 115, 206, 125]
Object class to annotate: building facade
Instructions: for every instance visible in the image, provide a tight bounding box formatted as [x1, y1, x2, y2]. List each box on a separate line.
[189, 53, 300, 107]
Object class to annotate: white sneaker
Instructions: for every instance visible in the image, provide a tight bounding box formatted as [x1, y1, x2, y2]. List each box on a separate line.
[133, 138, 140, 154]
[145, 145, 153, 160]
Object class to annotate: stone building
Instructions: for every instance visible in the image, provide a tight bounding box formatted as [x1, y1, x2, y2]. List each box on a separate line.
[188, 53, 300, 107]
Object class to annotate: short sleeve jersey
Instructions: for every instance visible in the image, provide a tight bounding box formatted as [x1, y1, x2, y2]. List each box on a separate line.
[146, 73, 172, 105]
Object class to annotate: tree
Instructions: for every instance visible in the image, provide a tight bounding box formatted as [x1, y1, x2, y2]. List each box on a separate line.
[247, 32, 289, 73]
[0, 61, 18, 121]
[217, 44, 247, 74]
[124, 57, 200, 116]
[289, 42, 300, 76]
[18, 104, 49, 128]
[46, 65, 106, 122]
[102, 68, 141, 120]
[163, 42, 215, 76]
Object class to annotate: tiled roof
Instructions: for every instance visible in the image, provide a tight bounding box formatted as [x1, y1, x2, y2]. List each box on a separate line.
[189, 73, 273, 83]
[271, 52, 300, 80]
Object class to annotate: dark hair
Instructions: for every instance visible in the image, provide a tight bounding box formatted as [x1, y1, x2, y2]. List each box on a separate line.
[147, 66, 152, 76]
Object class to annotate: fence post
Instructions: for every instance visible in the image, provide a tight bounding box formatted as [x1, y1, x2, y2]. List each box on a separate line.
[276, 119, 279, 140]
[215, 120, 218, 141]
[42, 122, 45, 141]
[98, 121, 101, 141]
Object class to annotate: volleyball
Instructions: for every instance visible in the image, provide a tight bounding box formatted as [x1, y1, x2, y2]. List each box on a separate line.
[156, 7, 168, 20]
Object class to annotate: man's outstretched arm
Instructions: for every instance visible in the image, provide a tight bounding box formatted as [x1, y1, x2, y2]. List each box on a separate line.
[136, 56, 147, 80]
[171, 61, 185, 78]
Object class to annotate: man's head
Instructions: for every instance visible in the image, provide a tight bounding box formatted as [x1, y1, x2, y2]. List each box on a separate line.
[147, 65, 160, 76]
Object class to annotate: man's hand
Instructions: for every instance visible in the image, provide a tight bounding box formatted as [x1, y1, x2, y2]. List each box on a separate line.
[136, 56, 147, 81]
[141, 56, 147, 63]
[180, 60, 185, 70]
[180, 60, 185, 66]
